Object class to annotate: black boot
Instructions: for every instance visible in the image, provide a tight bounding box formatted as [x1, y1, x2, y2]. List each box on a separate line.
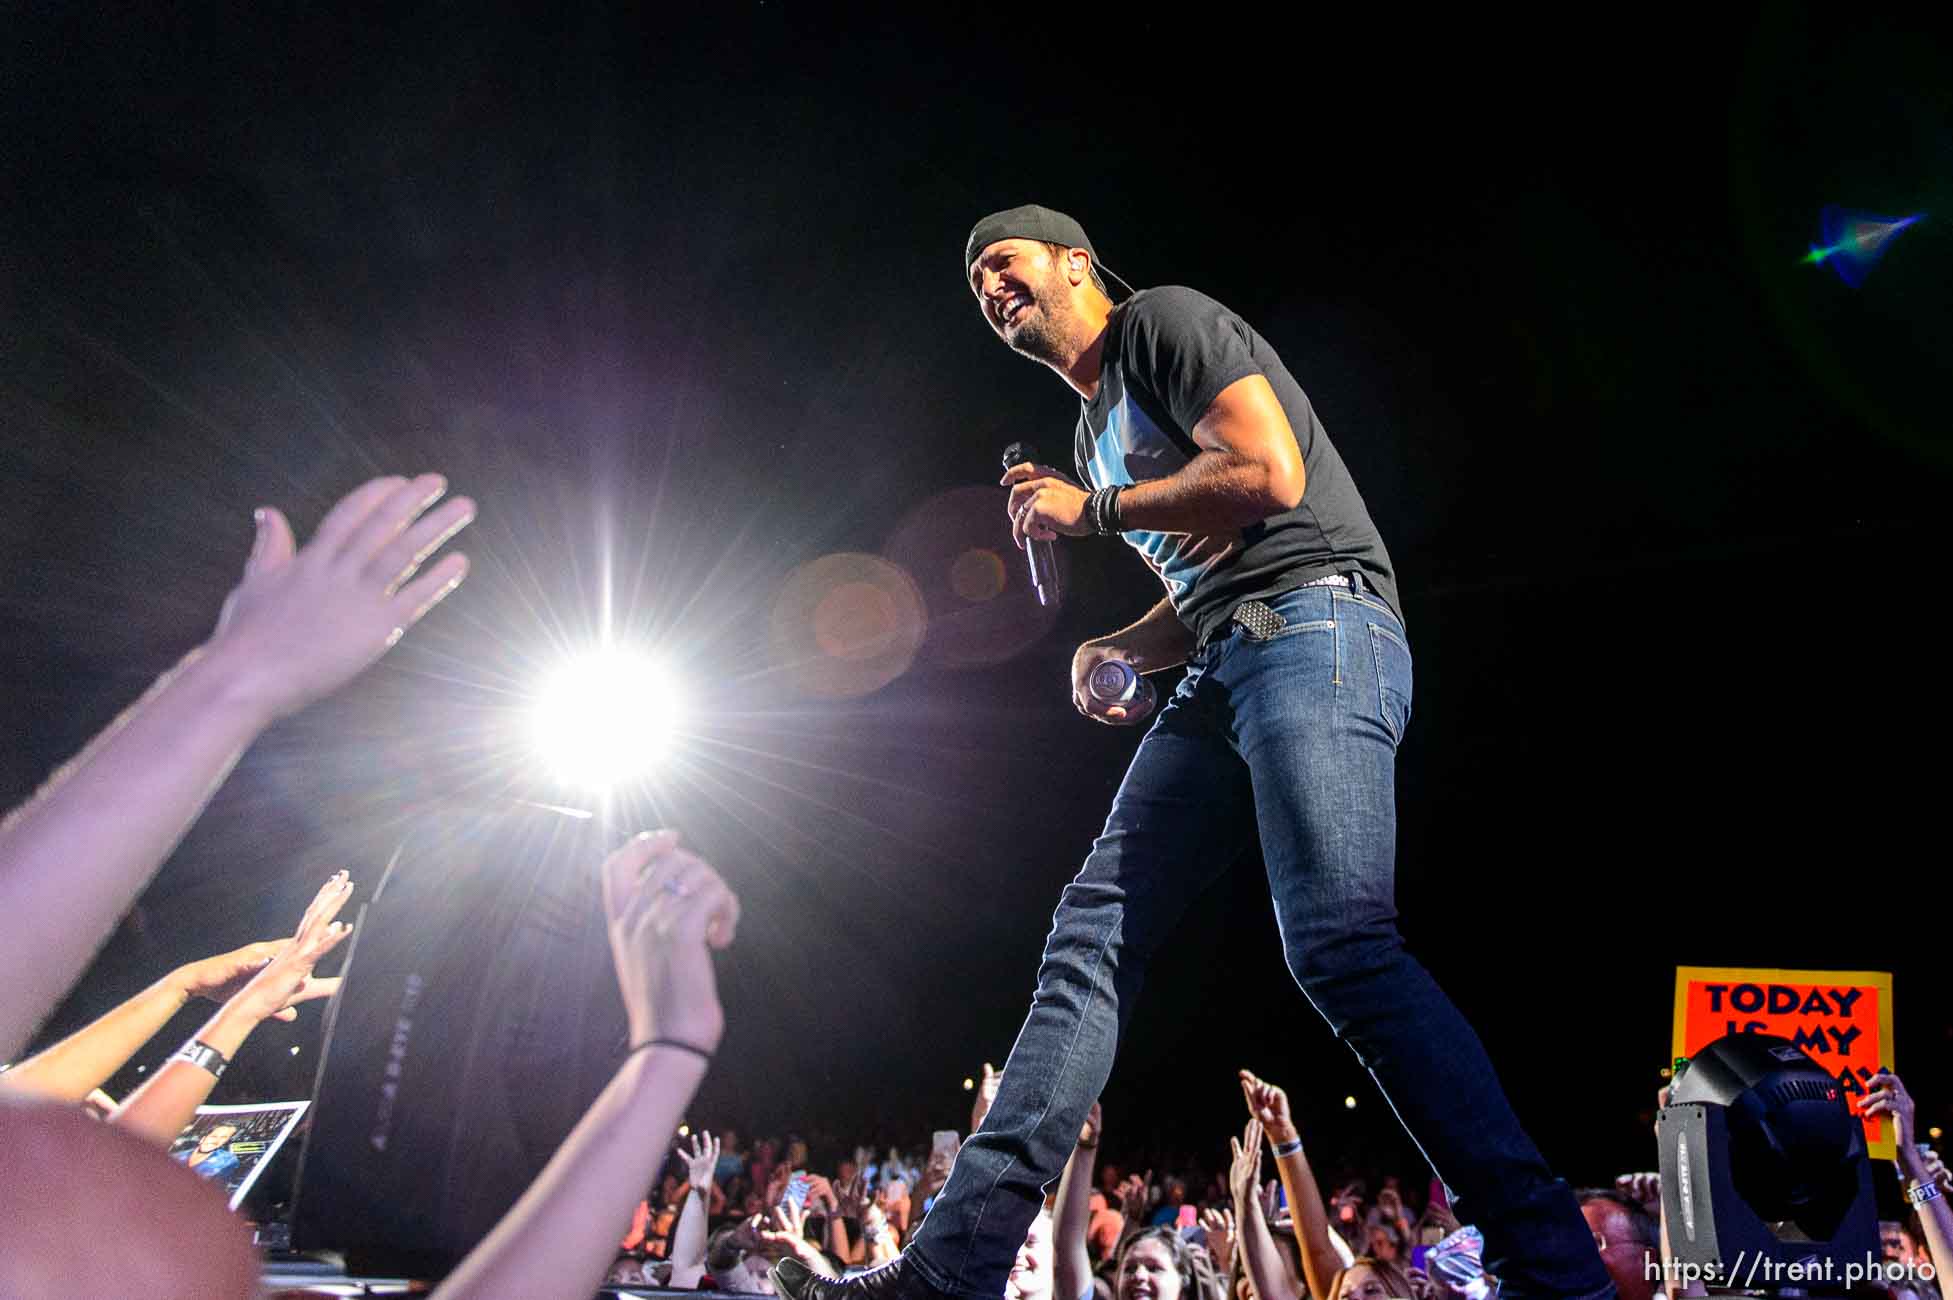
[770, 1253, 956, 1300]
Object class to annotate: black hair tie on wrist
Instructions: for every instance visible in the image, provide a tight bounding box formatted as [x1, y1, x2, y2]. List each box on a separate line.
[627, 1037, 715, 1063]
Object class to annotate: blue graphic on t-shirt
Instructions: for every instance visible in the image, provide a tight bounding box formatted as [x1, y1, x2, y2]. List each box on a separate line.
[1083, 392, 1236, 604]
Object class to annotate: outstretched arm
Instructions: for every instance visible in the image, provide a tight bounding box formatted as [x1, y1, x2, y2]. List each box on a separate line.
[1241, 1070, 1337, 1300]
[0, 474, 472, 1061]
[0, 933, 300, 1104]
[1866, 1072, 1953, 1290]
[1229, 1117, 1302, 1300]
[972, 1061, 1001, 1133]
[433, 832, 738, 1300]
[112, 874, 353, 1144]
[1053, 1101, 1104, 1300]
[754, 1201, 837, 1281]
[668, 1131, 721, 1288]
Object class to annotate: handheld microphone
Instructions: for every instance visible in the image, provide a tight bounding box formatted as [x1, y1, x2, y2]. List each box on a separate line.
[1000, 442, 1061, 608]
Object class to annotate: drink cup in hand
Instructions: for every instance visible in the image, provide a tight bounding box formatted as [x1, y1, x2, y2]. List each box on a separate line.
[1087, 659, 1155, 715]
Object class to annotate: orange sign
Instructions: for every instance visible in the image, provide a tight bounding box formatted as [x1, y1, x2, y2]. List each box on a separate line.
[1672, 966, 1896, 1161]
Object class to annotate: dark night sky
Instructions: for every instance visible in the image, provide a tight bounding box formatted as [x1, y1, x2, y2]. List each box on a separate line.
[2, 4, 1949, 1199]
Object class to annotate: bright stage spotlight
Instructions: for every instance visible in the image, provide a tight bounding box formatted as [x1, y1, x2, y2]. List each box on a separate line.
[531, 648, 687, 790]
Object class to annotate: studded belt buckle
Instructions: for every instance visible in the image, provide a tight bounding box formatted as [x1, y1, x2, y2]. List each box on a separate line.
[1231, 599, 1287, 640]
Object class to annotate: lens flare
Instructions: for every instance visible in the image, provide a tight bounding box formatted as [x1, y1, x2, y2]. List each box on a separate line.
[948, 547, 1008, 604]
[884, 486, 1060, 667]
[770, 552, 927, 698]
[1802, 206, 1924, 286]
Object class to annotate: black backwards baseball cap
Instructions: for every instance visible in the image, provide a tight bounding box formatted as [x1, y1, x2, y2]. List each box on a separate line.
[964, 204, 1135, 297]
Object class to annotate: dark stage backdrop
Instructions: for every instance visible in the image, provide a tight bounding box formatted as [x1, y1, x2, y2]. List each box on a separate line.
[2, 4, 1946, 1193]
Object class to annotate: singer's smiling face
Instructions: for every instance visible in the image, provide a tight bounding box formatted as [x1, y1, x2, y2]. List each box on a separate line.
[970, 239, 1074, 363]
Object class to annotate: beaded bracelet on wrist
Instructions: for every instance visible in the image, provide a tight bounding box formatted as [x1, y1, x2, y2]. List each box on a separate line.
[1089, 485, 1126, 537]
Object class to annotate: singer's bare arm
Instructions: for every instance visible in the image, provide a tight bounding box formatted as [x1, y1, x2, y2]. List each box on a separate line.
[1118, 374, 1305, 529]
[1086, 597, 1194, 674]
[1071, 598, 1192, 726]
[1003, 375, 1304, 546]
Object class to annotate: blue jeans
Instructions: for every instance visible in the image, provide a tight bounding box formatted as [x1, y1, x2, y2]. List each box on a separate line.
[907, 582, 1612, 1300]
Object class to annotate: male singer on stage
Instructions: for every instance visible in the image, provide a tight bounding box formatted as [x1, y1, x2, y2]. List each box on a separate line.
[772, 206, 1614, 1300]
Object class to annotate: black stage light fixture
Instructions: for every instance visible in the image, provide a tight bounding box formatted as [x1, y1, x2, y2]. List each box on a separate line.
[1659, 1032, 1878, 1284]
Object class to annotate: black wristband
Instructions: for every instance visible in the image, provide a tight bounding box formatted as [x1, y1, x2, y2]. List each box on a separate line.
[171, 1038, 230, 1079]
[627, 1037, 716, 1064]
[1087, 485, 1118, 536]
[1101, 484, 1125, 535]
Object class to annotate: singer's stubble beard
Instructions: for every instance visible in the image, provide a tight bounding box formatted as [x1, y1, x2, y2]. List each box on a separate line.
[1003, 274, 1077, 368]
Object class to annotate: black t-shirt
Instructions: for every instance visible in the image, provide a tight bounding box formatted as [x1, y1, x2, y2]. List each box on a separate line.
[1073, 286, 1402, 644]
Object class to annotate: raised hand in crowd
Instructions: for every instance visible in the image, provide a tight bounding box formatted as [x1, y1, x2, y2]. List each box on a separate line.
[432, 830, 737, 1300]
[1328, 1183, 1366, 1231]
[1229, 1117, 1301, 1300]
[667, 1130, 724, 1286]
[973, 1060, 1002, 1132]
[0, 473, 472, 1061]
[685, 1129, 722, 1193]
[111, 872, 354, 1144]
[836, 1172, 901, 1267]
[0, 919, 343, 1107]
[824, 1172, 867, 1264]
[1907, 1144, 1952, 1192]
[802, 1172, 841, 1220]
[1053, 1099, 1108, 1300]
[1375, 1182, 1410, 1238]
[882, 1174, 913, 1238]
[765, 1161, 795, 1211]
[834, 1173, 870, 1247]
[1863, 1069, 1952, 1292]
[785, 1168, 842, 1264]
[1199, 1206, 1236, 1278]
[1228, 1118, 1264, 1212]
[1240, 1068, 1343, 1300]
[757, 1199, 838, 1280]
[1613, 1172, 1660, 1217]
